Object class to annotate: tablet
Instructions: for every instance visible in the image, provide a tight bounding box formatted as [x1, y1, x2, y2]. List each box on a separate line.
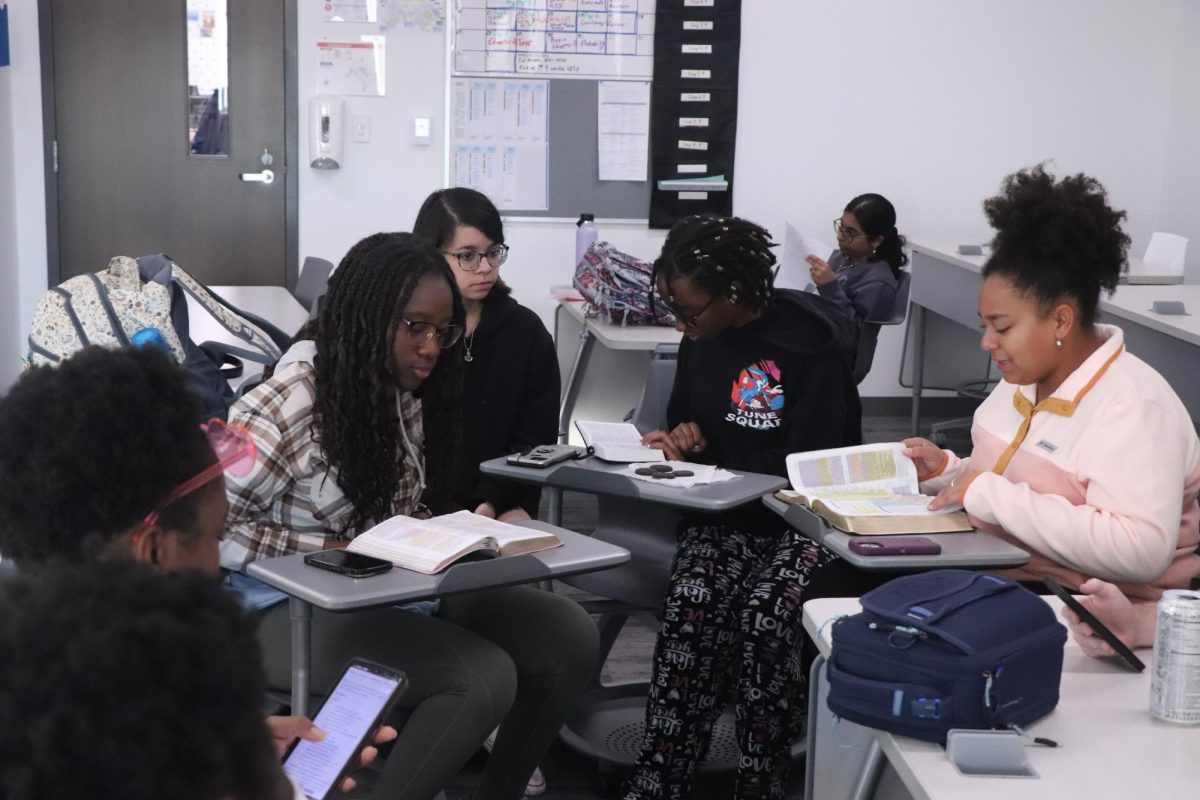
[1042, 577, 1145, 672]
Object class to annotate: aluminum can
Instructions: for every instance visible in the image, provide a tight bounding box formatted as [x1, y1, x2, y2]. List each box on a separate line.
[1150, 589, 1200, 725]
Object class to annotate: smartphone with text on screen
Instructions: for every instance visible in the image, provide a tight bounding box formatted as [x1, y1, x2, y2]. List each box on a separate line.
[282, 659, 407, 800]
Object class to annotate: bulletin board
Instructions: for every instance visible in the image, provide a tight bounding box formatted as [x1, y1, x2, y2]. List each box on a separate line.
[446, 0, 740, 225]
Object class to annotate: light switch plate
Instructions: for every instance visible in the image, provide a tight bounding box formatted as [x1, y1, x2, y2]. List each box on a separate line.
[351, 114, 371, 143]
[413, 116, 433, 146]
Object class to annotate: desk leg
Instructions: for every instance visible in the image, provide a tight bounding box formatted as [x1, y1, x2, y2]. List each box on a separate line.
[849, 739, 885, 800]
[910, 304, 927, 438]
[546, 486, 563, 527]
[804, 655, 825, 800]
[290, 596, 313, 718]
[558, 328, 595, 444]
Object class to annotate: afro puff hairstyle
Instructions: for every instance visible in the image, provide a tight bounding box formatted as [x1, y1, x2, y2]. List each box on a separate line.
[982, 164, 1130, 327]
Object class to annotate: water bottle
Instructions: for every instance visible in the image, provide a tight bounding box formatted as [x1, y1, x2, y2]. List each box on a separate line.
[575, 213, 598, 267]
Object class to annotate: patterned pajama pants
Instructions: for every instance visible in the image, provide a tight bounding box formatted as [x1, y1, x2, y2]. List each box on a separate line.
[621, 523, 836, 800]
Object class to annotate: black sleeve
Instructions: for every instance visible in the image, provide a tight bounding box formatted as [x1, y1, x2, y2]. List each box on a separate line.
[665, 337, 692, 431]
[718, 350, 860, 477]
[467, 315, 560, 516]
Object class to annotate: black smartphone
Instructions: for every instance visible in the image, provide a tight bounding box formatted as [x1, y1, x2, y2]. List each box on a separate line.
[1041, 577, 1145, 672]
[304, 550, 393, 578]
[848, 536, 942, 556]
[283, 659, 408, 800]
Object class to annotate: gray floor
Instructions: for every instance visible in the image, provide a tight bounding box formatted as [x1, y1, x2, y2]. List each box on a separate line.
[362, 415, 968, 799]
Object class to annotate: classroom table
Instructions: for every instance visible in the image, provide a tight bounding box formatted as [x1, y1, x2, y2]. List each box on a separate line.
[555, 299, 681, 443]
[802, 596, 1199, 800]
[245, 520, 630, 717]
[186, 285, 309, 389]
[760, 495, 1030, 570]
[908, 241, 1200, 434]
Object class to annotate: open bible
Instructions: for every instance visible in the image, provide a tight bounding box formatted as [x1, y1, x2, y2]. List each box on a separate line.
[778, 443, 972, 535]
[346, 510, 561, 575]
[575, 420, 666, 463]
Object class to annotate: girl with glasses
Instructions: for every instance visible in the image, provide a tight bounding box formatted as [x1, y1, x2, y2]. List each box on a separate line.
[414, 188, 560, 526]
[805, 192, 907, 324]
[223, 232, 598, 800]
[626, 215, 868, 800]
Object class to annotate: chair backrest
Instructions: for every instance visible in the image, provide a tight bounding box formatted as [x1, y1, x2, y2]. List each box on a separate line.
[1142, 233, 1188, 275]
[294, 257, 334, 312]
[629, 343, 679, 434]
[853, 269, 911, 383]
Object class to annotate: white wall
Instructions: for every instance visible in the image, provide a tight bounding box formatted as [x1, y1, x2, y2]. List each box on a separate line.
[1, 2, 47, 390]
[11, 1, 1198, 396]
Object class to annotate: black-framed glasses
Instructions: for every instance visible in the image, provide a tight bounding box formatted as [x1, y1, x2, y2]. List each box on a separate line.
[832, 218, 866, 241]
[399, 317, 465, 349]
[443, 244, 510, 272]
[659, 295, 716, 328]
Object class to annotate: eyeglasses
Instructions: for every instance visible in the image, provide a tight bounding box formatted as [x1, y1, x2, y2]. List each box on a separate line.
[832, 219, 866, 241]
[659, 295, 716, 328]
[134, 419, 256, 541]
[399, 317, 466, 349]
[443, 244, 510, 272]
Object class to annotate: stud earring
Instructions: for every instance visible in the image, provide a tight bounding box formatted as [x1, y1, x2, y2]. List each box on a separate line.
[1055, 337, 1063, 347]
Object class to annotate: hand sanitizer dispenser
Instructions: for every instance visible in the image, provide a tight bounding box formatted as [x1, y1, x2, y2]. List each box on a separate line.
[310, 98, 344, 169]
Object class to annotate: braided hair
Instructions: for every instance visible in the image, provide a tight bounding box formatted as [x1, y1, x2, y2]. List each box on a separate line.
[312, 232, 465, 533]
[650, 215, 779, 315]
[982, 164, 1129, 328]
[844, 193, 908, 279]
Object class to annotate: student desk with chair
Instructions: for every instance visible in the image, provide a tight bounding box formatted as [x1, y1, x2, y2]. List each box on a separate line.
[760, 495, 1030, 571]
[907, 241, 1200, 435]
[245, 521, 630, 717]
[801, 595, 1198, 800]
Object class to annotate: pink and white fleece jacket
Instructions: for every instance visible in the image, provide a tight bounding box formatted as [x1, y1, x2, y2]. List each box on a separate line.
[920, 325, 1200, 601]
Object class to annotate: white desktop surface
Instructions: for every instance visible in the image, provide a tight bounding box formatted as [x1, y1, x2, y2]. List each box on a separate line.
[557, 299, 682, 351]
[803, 596, 1199, 800]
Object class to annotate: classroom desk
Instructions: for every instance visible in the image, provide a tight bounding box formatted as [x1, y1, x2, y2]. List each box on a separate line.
[186, 285, 309, 389]
[908, 241, 1200, 434]
[802, 596, 1199, 800]
[245, 521, 630, 717]
[760, 495, 1030, 570]
[555, 299, 681, 442]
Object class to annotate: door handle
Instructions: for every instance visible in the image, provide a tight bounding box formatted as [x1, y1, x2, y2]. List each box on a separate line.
[239, 168, 275, 185]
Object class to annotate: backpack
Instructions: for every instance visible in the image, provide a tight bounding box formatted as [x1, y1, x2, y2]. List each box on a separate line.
[827, 570, 1067, 744]
[27, 254, 288, 420]
[573, 241, 677, 326]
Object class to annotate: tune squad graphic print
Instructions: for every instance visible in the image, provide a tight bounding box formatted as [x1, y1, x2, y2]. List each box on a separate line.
[725, 359, 785, 430]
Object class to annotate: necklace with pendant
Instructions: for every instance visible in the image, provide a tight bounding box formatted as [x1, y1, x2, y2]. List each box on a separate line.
[463, 332, 476, 362]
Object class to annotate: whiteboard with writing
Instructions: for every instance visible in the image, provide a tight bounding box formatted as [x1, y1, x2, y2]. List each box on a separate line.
[453, 0, 656, 80]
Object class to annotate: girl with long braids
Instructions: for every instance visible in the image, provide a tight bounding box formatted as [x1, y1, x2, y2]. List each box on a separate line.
[222, 232, 598, 800]
[805, 192, 907, 323]
[622, 215, 865, 800]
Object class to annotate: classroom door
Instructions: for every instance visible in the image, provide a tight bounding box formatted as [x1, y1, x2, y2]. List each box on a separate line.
[45, 0, 290, 285]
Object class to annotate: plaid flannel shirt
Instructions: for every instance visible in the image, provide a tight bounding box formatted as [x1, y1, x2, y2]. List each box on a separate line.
[220, 349, 424, 571]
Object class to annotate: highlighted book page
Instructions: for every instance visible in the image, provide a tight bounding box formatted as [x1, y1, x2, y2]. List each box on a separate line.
[785, 443, 917, 498]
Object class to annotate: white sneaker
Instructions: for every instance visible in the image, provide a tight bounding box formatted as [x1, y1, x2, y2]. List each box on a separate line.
[482, 727, 547, 797]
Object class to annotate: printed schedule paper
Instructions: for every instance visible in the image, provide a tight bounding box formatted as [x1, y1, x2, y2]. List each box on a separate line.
[598, 80, 651, 181]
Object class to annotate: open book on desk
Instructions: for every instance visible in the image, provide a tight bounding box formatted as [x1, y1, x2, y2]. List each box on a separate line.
[779, 443, 971, 535]
[575, 420, 665, 463]
[346, 510, 561, 575]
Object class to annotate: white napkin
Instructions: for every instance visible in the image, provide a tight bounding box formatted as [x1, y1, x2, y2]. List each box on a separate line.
[622, 460, 738, 489]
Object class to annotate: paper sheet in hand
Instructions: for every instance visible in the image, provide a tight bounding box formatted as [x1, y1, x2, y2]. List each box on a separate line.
[776, 222, 836, 291]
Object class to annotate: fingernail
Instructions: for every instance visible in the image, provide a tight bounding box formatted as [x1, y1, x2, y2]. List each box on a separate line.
[311, 726, 327, 739]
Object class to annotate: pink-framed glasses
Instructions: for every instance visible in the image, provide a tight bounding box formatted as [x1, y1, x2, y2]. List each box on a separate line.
[134, 419, 256, 540]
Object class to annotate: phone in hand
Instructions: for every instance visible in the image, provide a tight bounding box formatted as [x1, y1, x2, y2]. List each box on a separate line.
[1041, 577, 1145, 672]
[848, 536, 942, 556]
[283, 659, 407, 800]
[304, 549, 393, 578]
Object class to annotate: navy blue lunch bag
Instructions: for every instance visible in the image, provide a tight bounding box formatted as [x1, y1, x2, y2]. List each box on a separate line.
[826, 570, 1067, 744]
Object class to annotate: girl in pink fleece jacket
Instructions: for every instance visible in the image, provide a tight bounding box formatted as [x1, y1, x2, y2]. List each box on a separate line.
[904, 165, 1200, 609]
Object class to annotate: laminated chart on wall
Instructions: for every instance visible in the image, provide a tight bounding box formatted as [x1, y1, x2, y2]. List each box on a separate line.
[648, 0, 741, 228]
[450, 78, 550, 210]
[316, 36, 387, 95]
[453, 0, 656, 80]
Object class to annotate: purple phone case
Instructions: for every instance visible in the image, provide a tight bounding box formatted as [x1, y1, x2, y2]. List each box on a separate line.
[848, 536, 942, 556]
